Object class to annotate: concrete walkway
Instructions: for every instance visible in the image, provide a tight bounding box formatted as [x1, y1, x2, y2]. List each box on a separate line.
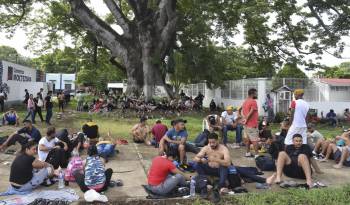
[1, 142, 350, 203]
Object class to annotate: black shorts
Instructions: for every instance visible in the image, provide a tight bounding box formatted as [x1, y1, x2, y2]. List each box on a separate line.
[133, 138, 145, 143]
[283, 162, 306, 179]
[332, 149, 342, 161]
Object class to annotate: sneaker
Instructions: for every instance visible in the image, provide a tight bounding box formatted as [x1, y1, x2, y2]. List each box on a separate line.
[312, 150, 317, 156]
[245, 152, 253, 157]
[179, 163, 189, 170]
[318, 154, 325, 159]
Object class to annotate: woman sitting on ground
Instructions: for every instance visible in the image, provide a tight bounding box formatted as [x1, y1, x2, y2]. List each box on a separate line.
[73, 145, 113, 193]
[1, 141, 54, 195]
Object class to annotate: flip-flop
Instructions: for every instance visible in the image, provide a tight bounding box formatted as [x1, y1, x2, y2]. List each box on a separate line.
[280, 181, 298, 188]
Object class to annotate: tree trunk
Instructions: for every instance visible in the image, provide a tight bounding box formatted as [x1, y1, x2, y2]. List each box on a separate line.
[69, 0, 177, 100]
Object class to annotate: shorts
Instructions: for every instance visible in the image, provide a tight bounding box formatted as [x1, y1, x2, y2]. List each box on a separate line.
[133, 138, 145, 143]
[333, 149, 342, 161]
[283, 162, 306, 179]
[244, 127, 259, 142]
[284, 126, 307, 145]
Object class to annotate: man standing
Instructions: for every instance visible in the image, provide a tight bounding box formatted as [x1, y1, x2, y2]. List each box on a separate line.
[222, 106, 243, 148]
[45, 91, 53, 125]
[0, 90, 6, 112]
[241, 88, 259, 157]
[264, 93, 274, 123]
[194, 133, 230, 194]
[284, 89, 309, 145]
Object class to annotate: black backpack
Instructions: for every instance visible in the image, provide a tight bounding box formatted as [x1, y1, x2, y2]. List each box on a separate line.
[255, 155, 276, 171]
[194, 175, 208, 193]
[228, 173, 242, 189]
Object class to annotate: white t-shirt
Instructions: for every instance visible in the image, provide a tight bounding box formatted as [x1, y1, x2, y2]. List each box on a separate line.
[38, 137, 58, 161]
[308, 130, 324, 144]
[221, 111, 237, 125]
[291, 99, 309, 128]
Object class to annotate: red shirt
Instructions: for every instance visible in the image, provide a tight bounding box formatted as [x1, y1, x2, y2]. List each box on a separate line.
[148, 156, 176, 186]
[242, 98, 258, 128]
[152, 123, 168, 143]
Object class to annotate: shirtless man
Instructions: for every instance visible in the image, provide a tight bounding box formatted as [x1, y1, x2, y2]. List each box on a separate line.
[131, 116, 151, 145]
[194, 132, 230, 194]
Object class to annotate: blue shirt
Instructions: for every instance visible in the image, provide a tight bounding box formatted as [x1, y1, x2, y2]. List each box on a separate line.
[165, 128, 188, 141]
[17, 126, 42, 143]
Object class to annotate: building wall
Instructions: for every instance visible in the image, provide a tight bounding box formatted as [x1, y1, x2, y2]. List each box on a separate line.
[184, 78, 350, 116]
[46, 73, 76, 91]
[308, 101, 349, 117]
[6, 81, 49, 102]
[1, 60, 38, 83]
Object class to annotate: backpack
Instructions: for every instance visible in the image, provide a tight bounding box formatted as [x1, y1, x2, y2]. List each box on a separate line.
[65, 156, 84, 182]
[228, 173, 242, 189]
[255, 155, 276, 171]
[194, 175, 208, 193]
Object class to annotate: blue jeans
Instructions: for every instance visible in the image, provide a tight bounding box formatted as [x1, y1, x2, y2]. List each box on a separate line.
[223, 124, 243, 145]
[97, 144, 116, 159]
[46, 108, 52, 124]
[24, 108, 35, 123]
[196, 164, 228, 189]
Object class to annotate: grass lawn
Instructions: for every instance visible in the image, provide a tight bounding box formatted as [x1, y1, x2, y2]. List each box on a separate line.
[6, 101, 348, 142]
[193, 185, 350, 205]
[4, 101, 350, 205]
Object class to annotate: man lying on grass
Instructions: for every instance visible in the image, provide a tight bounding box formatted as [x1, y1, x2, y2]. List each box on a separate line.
[267, 134, 322, 188]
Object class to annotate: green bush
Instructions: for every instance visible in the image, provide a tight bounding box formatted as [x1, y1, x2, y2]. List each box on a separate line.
[274, 112, 286, 123]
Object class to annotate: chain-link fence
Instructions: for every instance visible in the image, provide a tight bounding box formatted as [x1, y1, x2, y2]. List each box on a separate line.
[183, 83, 205, 97]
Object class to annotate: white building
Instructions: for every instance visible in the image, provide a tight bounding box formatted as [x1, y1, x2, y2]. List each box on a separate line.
[46, 73, 76, 92]
[0, 60, 50, 103]
[183, 78, 350, 117]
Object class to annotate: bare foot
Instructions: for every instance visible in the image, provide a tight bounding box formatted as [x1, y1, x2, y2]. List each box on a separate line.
[306, 180, 313, 189]
[333, 164, 343, 169]
[266, 173, 276, 185]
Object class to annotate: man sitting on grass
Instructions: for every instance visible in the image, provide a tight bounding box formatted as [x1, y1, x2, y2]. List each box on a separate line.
[147, 149, 190, 196]
[319, 131, 349, 164]
[159, 119, 188, 168]
[194, 133, 230, 195]
[333, 131, 350, 169]
[306, 123, 324, 150]
[151, 120, 168, 147]
[266, 134, 322, 188]
[82, 118, 99, 145]
[2, 108, 20, 126]
[131, 116, 151, 145]
[0, 120, 42, 152]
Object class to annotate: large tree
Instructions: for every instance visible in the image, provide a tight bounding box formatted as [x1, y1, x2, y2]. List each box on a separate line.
[1, 0, 350, 99]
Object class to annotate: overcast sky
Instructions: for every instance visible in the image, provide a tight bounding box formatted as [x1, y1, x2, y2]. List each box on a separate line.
[0, 0, 349, 71]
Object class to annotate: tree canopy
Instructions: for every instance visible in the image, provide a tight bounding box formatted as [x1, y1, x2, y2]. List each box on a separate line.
[316, 62, 350, 78]
[0, 0, 349, 97]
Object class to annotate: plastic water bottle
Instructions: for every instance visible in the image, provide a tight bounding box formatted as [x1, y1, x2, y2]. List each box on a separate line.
[190, 176, 196, 197]
[58, 170, 65, 189]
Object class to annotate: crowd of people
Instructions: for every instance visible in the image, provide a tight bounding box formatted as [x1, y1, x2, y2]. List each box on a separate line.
[0, 87, 349, 203]
[76, 89, 206, 115]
